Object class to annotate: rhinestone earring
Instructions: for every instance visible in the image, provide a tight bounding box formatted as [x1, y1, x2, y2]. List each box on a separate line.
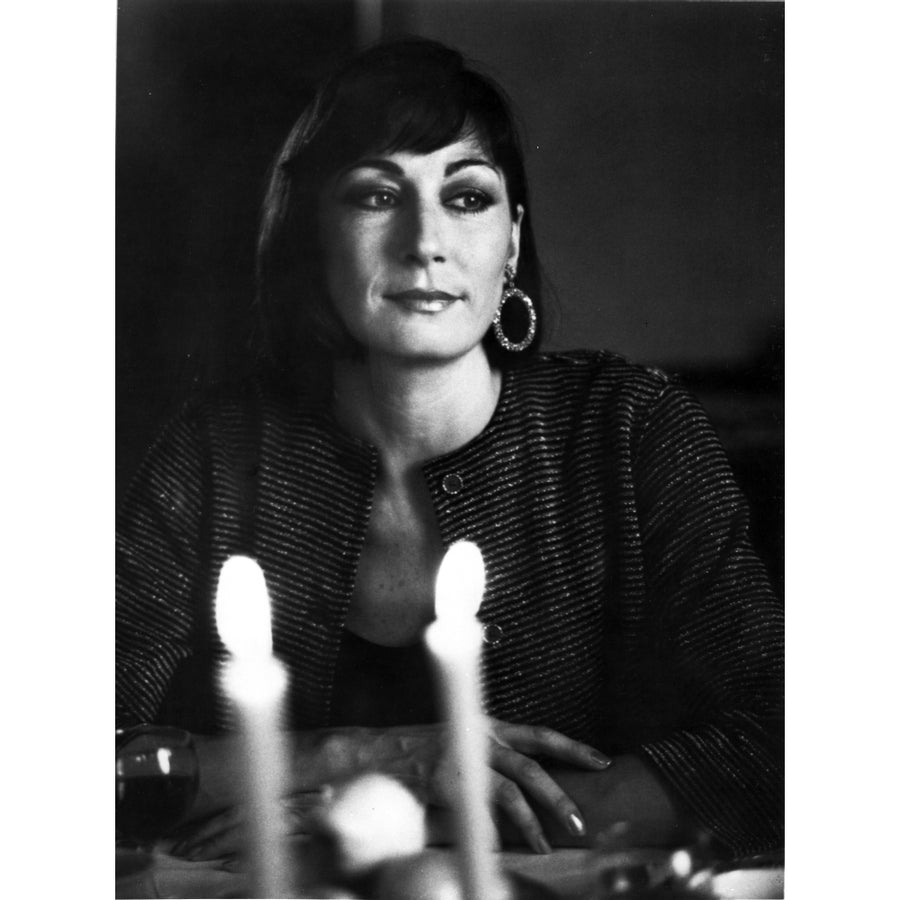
[492, 265, 536, 352]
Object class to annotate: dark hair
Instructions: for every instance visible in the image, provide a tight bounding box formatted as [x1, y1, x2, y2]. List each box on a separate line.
[255, 38, 543, 384]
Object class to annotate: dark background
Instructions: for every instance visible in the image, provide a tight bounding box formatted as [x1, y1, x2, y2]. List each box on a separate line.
[117, 0, 783, 594]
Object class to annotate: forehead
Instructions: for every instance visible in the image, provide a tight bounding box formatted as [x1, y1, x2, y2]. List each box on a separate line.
[348, 134, 498, 175]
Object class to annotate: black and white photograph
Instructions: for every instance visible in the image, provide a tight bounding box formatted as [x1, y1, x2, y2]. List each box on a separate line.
[0, 0, 852, 895]
[112, 2, 791, 897]
[8, 0, 900, 895]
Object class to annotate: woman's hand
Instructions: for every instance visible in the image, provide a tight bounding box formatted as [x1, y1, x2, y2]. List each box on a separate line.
[167, 789, 323, 863]
[481, 719, 613, 852]
[312, 719, 612, 854]
[168, 720, 612, 859]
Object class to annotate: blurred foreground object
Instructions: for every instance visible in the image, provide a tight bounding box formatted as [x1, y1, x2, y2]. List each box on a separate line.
[314, 773, 427, 878]
[215, 555, 292, 897]
[426, 541, 508, 900]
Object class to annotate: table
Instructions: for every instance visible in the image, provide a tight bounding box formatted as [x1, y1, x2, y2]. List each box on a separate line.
[115, 843, 784, 899]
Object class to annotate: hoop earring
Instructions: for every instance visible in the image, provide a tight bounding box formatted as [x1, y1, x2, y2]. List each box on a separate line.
[492, 266, 536, 352]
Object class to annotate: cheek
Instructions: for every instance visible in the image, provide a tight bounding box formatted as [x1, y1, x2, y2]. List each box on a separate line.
[471, 229, 512, 292]
[323, 226, 377, 300]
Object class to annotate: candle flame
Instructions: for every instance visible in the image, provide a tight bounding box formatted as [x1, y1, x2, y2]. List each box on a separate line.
[156, 747, 172, 776]
[435, 541, 485, 622]
[215, 555, 273, 658]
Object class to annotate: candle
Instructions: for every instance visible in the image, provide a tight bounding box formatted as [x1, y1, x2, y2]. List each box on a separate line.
[425, 541, 507, 900]
[215, 555, 293, 898]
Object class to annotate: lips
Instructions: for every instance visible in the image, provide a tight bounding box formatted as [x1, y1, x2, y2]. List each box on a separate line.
[383, 289, 461, 312]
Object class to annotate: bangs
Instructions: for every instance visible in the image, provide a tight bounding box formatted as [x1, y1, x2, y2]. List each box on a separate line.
[302, 54, 516, 181]
[378, 83, 493, 158]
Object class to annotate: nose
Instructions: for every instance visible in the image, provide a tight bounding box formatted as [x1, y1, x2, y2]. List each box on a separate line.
[400, 198, 446, 265]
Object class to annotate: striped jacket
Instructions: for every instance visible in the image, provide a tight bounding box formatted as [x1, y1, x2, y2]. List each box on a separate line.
[116, 350, 784, 854]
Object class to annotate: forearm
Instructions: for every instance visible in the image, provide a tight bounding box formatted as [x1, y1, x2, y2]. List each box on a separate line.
[189, 725, 432, 821]
[501, 755, 695, 849]
[190, 733, 248, 818]
[176, 724, 664, 860]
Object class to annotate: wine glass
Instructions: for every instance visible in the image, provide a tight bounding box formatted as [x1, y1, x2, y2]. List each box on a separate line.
[116, 726, 200, 852]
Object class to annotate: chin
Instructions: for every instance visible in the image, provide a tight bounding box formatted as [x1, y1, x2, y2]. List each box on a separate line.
[391, 347, 474, 364]
[361, 329, 487, 365]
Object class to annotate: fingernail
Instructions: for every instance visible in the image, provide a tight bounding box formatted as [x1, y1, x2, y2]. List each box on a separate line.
[536, 835, 552, 855]
[567, 813, 586, 837]
[591, 752, 612, 768]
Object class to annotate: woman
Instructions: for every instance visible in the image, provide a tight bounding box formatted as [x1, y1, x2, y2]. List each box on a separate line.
[116, 39, 783, 860]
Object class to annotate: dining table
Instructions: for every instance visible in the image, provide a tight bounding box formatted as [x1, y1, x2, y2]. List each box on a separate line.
[115, 838, 784, 899]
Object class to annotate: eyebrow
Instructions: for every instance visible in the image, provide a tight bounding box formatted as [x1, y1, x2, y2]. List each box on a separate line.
[343, 156, 499, 178]
[446, 157, 499, 177]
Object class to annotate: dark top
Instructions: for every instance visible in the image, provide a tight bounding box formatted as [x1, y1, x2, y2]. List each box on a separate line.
[116, 350, 784, 855]
[330, 629, 438, 727]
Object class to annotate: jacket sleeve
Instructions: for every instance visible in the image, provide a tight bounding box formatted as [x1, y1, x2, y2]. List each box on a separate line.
[116, 405, 209, 729]
[631, 380, 784, 856]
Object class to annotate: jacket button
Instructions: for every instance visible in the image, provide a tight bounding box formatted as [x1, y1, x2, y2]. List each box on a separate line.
[441, 473, 464, 495]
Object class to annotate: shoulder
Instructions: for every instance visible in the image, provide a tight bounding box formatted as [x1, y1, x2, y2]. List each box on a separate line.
[498, 351, 714, 460]
[126, 374, 315, 481]
[510, 349, 678, 411]
[517, 348, 675, 385]
[173, 372, 320, 434]
[172, 373, 374, 477]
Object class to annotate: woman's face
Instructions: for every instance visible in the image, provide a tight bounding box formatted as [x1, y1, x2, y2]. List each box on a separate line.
[318, 135, 523, 364]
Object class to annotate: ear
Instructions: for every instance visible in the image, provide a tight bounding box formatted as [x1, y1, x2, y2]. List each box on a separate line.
[508, 204, 524, 272]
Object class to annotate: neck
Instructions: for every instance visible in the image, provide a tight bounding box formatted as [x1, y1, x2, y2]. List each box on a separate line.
[332, 350, 502, 473]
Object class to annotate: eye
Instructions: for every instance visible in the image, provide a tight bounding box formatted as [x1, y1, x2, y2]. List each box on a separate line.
[446, 189, 494, 213]
[345, 187, 400, 209]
